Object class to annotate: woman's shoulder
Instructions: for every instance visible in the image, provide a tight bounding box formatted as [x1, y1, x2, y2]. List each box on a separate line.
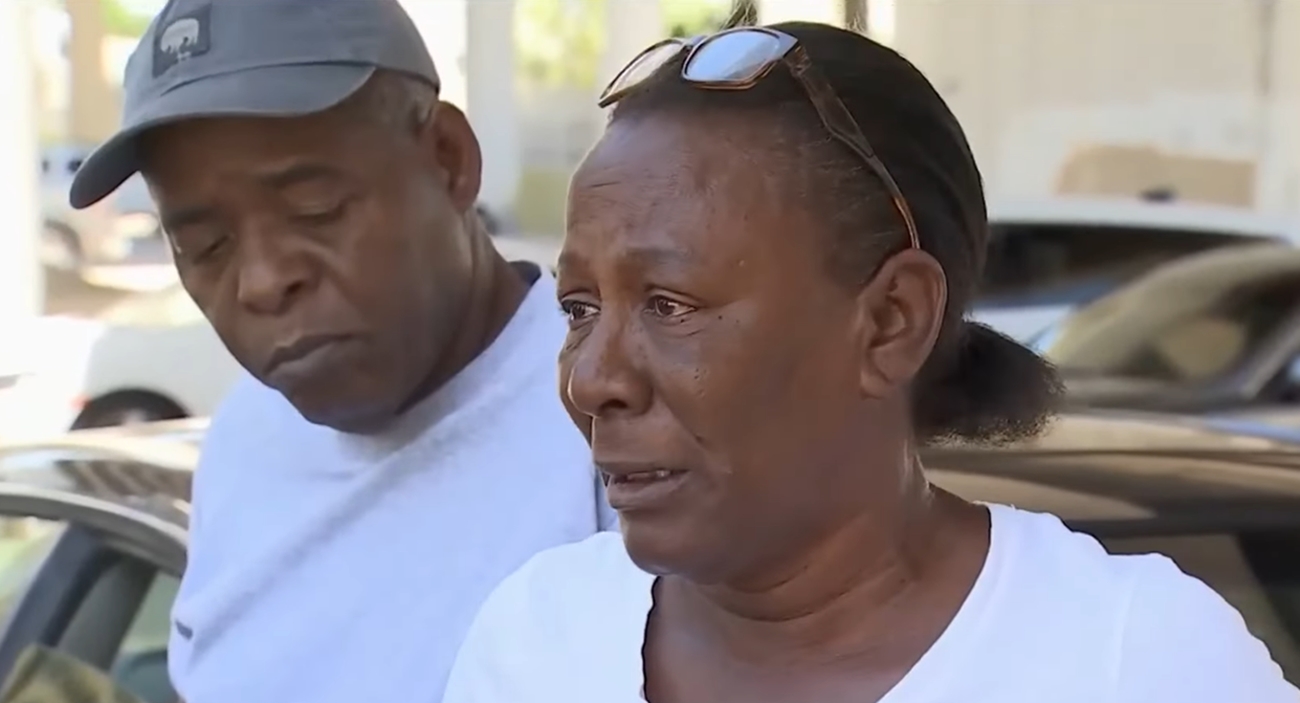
[988, 504, 1294, 699]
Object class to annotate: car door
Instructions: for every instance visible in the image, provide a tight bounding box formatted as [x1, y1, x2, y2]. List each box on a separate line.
[0, 483, 185, 703]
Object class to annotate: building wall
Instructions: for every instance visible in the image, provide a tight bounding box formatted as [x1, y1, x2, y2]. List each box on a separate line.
[891, 0, 1299, 212]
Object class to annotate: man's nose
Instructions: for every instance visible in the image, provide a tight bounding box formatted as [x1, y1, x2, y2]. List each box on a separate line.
[564, 314, 653, 420]
[235, 227, 313, 316]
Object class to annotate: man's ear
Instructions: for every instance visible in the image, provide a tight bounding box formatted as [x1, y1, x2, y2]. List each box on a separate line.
[421, 101, 482, 215]
[854, 248, 947, 399]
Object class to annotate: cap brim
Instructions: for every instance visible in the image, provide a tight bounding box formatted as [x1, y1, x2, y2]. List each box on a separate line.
[69, 63, 377, 210]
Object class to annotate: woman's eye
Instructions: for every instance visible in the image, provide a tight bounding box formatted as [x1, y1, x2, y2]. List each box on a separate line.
[560, 299, 599, 323]
[647, 296, 696, 318]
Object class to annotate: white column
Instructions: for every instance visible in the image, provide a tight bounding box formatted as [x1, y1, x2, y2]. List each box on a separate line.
[402, 0, 520, 222]
[67, 0, 117, 143]
[401, 0, 469, 109]
[756, 0, 845, 27]
[593, 0, 664, 142]
[466, 0, 521, 219]
[599, 0, 665, 96]
[866, 0, 897, 45]
[0, 0, 43, 323]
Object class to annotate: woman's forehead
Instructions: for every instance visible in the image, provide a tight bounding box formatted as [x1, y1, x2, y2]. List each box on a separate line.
[571, 116, 792, 225]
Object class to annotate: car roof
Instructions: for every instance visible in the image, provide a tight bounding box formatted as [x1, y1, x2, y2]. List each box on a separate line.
[2, 411, 1300, 534]
[987, 197, 1300, 241]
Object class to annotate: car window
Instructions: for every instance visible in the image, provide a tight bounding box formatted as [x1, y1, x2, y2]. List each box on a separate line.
[978, 223, 1272, 309]
[1046, 266, 1300, 383]
[0, 518, 63, 620]
[111, 574, 179, 703]
[16, 534, 180, 703]
[1105, 532, 1300, 682]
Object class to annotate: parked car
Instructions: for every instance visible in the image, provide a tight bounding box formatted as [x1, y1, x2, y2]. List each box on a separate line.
[1040, 243, 1300, 418]
[973, 197, 1300, 341]
[0, 410, 1299, 701]
[4, 237, 560, 436]
[40, 144, 161, 272]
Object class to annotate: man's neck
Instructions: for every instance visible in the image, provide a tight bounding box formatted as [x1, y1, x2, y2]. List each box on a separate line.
[400, 230, 530, 415]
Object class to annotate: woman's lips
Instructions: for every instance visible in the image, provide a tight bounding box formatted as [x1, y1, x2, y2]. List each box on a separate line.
[601, 466, 690, 511]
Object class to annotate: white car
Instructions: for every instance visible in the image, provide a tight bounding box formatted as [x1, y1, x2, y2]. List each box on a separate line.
[41, 144, 161, 271]
[1, 237, 560, 438]
[973, 197, 1300, 341]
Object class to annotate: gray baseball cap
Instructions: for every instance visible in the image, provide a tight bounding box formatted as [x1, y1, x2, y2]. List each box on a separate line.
[69, 0, 440, 210]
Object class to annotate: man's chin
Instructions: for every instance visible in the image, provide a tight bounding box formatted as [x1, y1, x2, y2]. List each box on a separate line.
[282, 388, 395, 435]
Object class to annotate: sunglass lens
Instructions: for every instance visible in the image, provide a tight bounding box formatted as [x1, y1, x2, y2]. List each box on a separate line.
[608, 42, 685, 97]
[684, 31, 782, 82]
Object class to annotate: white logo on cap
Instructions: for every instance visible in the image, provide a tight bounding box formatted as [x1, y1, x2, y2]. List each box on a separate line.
[159, 18, 201, 61]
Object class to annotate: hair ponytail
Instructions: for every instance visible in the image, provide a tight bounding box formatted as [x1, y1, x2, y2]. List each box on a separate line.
[912, 322, 1063, 445]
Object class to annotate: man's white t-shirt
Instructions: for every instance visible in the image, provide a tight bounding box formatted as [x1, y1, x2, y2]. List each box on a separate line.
[445, 504, 1299, 702]
[167, 268, 617, 703]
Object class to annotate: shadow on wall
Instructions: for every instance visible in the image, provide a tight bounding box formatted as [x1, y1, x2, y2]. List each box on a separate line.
[1055, 144, 1257, 208]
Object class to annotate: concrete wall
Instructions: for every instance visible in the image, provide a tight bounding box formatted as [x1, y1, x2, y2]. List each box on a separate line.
[891, 0, 1298, 213]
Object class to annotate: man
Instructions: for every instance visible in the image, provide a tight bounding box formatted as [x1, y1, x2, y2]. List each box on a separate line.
[68, 2, 615, 702]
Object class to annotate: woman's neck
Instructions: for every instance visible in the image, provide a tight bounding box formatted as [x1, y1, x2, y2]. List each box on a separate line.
[673, 479, 984, 665]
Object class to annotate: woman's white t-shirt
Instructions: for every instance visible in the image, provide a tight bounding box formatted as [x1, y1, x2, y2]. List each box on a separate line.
[444, 504, 1299, 703]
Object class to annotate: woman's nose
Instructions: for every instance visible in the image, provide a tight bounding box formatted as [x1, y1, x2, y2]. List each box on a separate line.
[563, 315, 653, 420]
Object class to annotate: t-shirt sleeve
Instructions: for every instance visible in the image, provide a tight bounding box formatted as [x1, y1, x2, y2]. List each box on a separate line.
[1114, 556, 1299, 702]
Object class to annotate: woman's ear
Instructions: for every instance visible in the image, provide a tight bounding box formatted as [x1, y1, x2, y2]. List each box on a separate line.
[854, 248, 947, 398]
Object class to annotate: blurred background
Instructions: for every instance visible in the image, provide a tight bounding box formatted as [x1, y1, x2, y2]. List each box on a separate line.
[9, 0, 1300, 438]
[4, 6, 1300, 703]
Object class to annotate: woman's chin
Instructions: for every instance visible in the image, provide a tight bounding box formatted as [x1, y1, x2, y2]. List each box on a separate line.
[621, 518, 720, 581]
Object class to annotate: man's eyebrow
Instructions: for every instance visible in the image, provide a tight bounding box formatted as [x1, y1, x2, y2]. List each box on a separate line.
[160, 205, 218, 233]
[257, 163, 344, 190]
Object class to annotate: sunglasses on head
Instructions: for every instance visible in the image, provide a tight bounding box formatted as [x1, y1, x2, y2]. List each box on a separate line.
[599, 26, 920, 251]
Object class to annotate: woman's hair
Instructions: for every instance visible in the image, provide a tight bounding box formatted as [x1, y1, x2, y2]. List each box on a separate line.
[607, 21, 1063, 445]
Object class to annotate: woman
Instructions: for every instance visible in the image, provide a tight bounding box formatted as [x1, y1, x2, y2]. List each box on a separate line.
[444, 22, 1297, 703]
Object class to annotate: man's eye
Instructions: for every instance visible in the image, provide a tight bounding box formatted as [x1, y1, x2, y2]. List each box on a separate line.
[294, 203, 347, 225]
[193, 237, 229, 261]
[172, 234, 229, 264]
[647, 296, 695, 318]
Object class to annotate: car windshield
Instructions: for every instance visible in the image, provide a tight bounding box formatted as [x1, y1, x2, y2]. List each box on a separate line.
[976, 221, 1274, 310]
[1043, 247, 1300, 383]
[99, 286, 203, 327]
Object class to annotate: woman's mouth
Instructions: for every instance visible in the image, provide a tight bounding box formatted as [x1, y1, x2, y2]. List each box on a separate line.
[602, 466, 690, 511]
